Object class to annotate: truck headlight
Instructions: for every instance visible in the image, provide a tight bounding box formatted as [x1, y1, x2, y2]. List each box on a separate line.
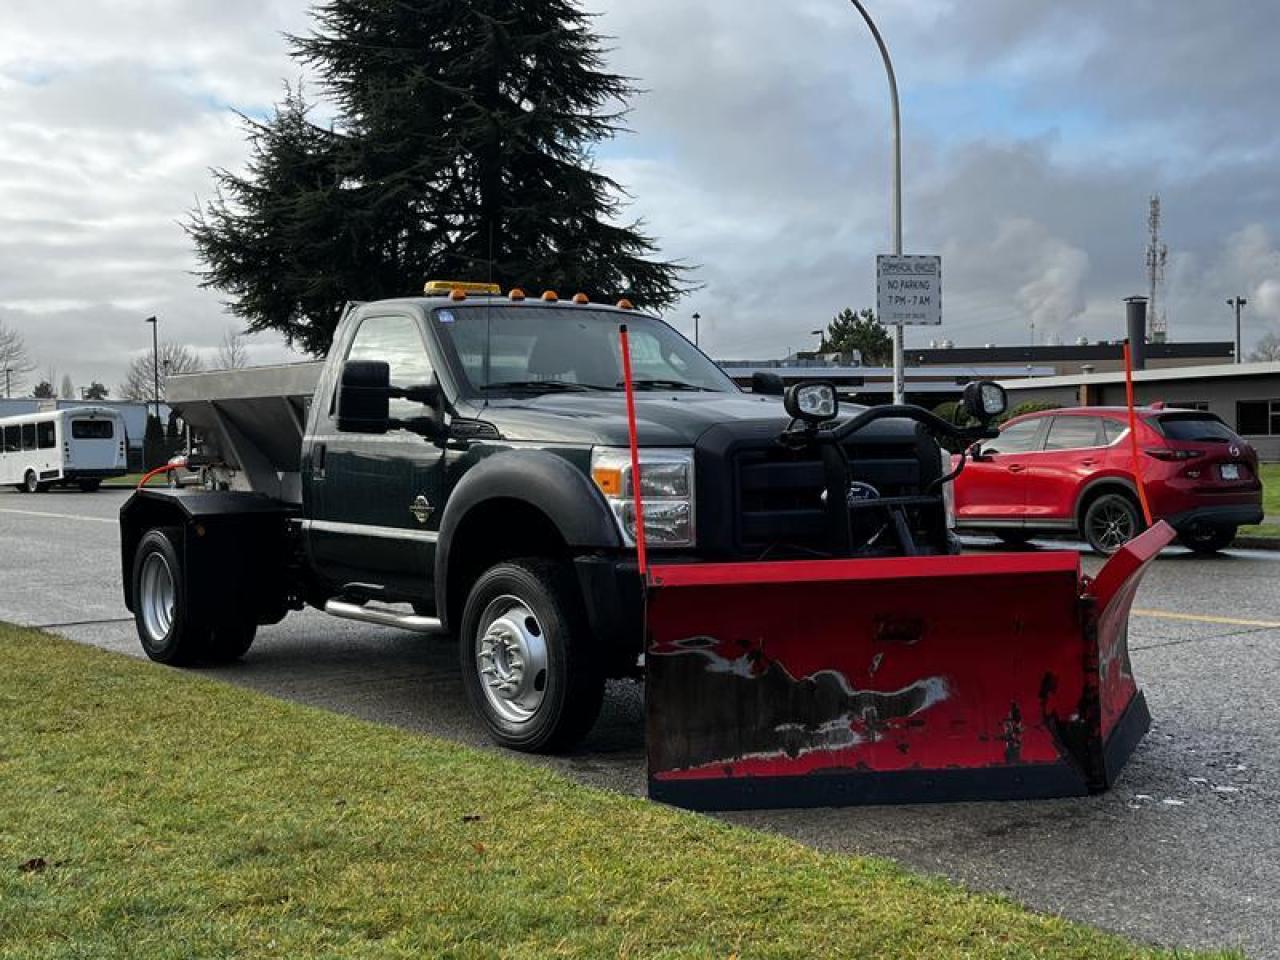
[591, 448, 695, 547]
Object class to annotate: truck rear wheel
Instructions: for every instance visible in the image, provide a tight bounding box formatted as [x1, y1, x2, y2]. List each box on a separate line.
[132, 528, 259, 664]
[459, 558, 604, 754]
[133, 528, 209, 665]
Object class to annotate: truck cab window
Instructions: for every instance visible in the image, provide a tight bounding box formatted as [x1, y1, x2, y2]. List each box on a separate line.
[346, 315, 434, 420]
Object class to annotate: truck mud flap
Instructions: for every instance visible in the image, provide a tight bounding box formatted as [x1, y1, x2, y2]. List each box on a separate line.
[645, 522, 1175, 811]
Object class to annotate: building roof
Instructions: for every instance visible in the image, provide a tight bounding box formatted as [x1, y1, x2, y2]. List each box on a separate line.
[999, 360, 1280, 391]
[910, 341, 1234, 365]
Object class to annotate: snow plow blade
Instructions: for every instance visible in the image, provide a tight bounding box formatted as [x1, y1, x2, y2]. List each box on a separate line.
[646, 522, 1175, 811]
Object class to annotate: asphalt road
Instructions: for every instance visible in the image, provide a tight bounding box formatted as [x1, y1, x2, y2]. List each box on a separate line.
[2, 488, 1277, 957]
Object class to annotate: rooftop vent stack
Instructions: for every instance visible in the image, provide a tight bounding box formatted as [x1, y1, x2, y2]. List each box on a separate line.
[1125, 297, 1148, 371]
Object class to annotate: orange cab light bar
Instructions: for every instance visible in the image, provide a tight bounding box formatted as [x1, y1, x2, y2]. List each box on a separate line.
[424, 280, 502, 297]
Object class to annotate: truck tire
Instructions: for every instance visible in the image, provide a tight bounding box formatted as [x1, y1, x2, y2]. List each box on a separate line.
[22, 470, 39, 494]
[132, 527, 209, 665]
[1179, 524, 1236, 555]
[459, 558, 605, 754]
[209, 621, 257, 662]
[1082, 493, 1142, 556]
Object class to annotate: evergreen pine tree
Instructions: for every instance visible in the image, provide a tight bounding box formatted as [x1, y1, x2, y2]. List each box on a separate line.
[190, 0, 688, 356]
[819, 308, 892, 366]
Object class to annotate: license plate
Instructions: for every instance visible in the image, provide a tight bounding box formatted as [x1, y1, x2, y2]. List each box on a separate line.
[1221, 463, 1241, 480]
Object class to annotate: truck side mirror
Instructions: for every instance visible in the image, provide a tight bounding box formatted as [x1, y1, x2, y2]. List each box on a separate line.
[337, 361, 392, 434]
[752, 371, 785, 396]
[398, 376, 447, 441]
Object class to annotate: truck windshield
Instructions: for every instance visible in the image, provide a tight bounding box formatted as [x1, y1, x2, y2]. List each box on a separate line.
[434, 305, 737, 396]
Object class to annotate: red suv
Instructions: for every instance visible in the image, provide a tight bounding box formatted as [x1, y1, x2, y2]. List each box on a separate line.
[953, 406, 1264, 554]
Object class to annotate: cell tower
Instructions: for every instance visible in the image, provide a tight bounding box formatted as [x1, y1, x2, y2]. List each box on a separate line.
[1146, 195, 1169, 343]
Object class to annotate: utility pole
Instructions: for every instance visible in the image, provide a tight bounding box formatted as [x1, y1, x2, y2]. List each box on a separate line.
[849, 0, 905, 405]
[1228, 297, 1247, 364]
[692, 312, 701, 348]
[3, 367, 10, 399]
[145, 315, 159, 420]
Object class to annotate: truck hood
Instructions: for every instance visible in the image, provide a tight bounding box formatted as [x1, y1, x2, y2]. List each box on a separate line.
[469, 391, 801, 447]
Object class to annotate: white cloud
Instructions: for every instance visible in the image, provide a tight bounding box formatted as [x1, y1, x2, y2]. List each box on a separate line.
[1, 0, 1279, 391]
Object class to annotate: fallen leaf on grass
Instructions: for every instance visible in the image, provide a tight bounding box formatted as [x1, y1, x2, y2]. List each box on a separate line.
[471, 842, 486, 855]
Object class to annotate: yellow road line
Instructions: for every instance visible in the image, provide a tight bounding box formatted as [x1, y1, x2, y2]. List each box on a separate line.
[1133, 609, 1280, 629]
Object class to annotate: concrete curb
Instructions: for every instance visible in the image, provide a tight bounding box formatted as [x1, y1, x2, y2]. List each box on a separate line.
[1234, 536, 1280, 551]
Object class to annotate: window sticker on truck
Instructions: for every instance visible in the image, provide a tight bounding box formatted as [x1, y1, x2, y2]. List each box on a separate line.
[437, 310, 456, 324]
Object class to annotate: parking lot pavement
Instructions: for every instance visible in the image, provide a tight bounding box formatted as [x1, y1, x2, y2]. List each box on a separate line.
[2, 488, 1277, 958]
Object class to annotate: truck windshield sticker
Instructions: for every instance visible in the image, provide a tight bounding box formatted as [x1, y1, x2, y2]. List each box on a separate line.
[438, 310, 456, 324]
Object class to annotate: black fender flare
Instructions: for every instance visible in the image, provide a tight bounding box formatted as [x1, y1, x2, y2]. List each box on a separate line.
[434, 449, 622, 628]
[1075, 475, 1142, 527]
[119, 489, 297, 616]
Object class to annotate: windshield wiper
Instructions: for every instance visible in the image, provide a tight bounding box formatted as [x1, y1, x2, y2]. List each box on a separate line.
[619, 378, 713, 392]
[481, 380, 615, 393]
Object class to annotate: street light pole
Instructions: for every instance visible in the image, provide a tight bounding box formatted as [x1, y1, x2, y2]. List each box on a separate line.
[145, 315, 159, 420]
[848, 0, 905, 404]
[1228, 297, 1247, 364]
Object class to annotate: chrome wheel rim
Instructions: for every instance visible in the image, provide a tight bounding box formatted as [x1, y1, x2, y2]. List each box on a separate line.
[474, 595, 549, 725]
[139, 552, 176, 643]
[1090, 502, 1135, 552]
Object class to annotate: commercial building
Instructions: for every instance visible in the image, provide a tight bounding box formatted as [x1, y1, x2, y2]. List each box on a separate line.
[909, 341, 1235, 377]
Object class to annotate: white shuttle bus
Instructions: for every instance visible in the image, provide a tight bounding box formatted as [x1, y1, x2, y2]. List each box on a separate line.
[0, 407, 128, 493]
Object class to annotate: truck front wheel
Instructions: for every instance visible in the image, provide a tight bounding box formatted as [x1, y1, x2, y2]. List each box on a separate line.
[459, 558, 605, 754]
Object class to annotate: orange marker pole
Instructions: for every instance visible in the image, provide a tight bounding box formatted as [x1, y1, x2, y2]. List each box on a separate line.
[619, 325, 649, 578]
[1123, 341, 1155, 526]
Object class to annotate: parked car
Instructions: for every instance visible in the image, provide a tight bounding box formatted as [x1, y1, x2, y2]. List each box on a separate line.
[953, 405, 1264, 554]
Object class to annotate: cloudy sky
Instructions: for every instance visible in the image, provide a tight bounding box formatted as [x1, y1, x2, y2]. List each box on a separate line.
[2, 1, 1279, 393]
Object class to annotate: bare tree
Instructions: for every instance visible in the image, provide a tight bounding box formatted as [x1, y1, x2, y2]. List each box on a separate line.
[215, 328, 250, 369]
[1248, 331, 1280, 362]
[0, 320, 36, 397]
[119, 342, 204, 402]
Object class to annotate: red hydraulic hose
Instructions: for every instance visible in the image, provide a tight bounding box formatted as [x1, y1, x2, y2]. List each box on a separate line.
[619, 325, 649, 577]
[136, 463, 179, 489]
[1123, 342, 1155, 526]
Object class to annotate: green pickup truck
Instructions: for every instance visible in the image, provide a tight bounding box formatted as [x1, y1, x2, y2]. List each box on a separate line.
[121, 284, 998, 753]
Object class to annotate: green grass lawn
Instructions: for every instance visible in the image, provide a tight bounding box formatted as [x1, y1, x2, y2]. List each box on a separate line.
[0, 626, 1235, 960]
[1236, 463, 1279, 539]
[101, 473, 146, 488]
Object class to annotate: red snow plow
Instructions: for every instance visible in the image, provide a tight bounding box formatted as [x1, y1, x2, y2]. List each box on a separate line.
[644, 522, 1171, 810]
[617, 328, 1173, 811]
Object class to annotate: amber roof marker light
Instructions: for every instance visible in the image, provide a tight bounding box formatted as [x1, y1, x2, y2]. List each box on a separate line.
[509, 288, 526, 302]
[542, 290, 560, 303]
[573, 293, 590, 305]
[616, 299, 635, 311]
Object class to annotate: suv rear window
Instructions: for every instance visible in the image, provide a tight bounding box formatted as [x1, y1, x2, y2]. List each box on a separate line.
[72, 420, 114, 440]
[1153, 413, 1235, 443]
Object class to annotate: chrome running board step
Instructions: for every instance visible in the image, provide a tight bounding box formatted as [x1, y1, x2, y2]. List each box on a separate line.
[324, 600, 446, 635]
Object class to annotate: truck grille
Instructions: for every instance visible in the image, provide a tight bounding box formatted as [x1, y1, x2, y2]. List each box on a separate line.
[733, 443, 926, 555]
